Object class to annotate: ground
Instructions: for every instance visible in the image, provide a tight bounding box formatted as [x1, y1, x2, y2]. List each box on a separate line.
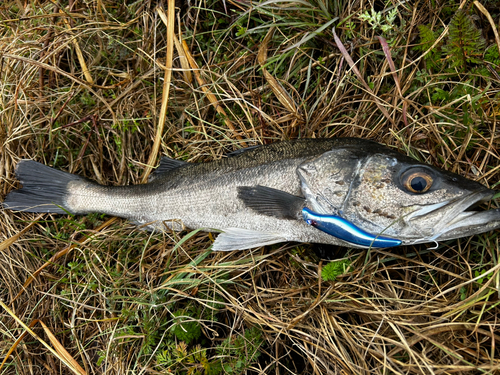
[1, 1, 500, 374]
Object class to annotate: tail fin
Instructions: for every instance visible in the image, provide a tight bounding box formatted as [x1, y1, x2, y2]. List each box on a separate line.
[3, 160, 84, 214]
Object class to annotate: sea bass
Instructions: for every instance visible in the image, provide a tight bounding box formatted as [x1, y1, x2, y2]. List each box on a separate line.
[3, 138, 500, 251]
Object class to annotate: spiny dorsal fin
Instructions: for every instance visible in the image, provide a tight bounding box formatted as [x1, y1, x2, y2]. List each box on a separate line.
[149, 157, 191, 181]
[212, 228, 286, 251]
[237, 185, 305, 220]
[226, 145, 261, 157]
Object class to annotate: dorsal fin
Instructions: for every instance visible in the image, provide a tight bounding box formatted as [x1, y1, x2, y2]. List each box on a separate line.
[237, 185, 305, 220]
[226, 145, 261, 157]
[149, 157, 191, 181]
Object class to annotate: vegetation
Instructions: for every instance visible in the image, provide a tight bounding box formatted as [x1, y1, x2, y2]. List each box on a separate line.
[321, 258, 352, 281]
[1, 0, 499, 374]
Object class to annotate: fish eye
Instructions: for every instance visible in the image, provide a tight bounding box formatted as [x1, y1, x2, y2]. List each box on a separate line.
[401, 170, 433, 193]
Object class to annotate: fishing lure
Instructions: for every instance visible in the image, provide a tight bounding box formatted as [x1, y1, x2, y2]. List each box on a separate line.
[302, 207, 402, 248]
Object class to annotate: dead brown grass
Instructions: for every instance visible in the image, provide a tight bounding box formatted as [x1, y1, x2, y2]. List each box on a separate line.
[1, 0, 500, 374]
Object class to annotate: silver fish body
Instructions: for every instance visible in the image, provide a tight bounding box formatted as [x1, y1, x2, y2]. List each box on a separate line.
[3, 138, 500, 251]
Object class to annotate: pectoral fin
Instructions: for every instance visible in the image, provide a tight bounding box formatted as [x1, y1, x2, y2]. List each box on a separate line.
[212, 228, 286, 251]
[237, 185, 305, 219]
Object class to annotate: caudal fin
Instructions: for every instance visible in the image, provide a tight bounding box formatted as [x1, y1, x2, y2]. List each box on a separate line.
[3, 160, 83, 214]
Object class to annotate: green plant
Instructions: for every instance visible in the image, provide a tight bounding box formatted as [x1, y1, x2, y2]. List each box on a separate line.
[460, 268, 494, 300]
[155, 316, 264, 374]
[216, 326, 264, 374]
[484, 45, 500, 65]
[321, 259, 351, 281]
[415, 24, 442, 70]
[170, 307, 202, 344]
[411, 8, 493, 129]
[359, 7, 398, 34]
[344, 20, 356, 39]
[416, 9, 487, 75]
[157, 342, 223, 375]
[443, 10, 486, 71]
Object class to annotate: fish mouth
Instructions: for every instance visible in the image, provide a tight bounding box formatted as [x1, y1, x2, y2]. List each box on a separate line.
[409, 190, 500, 243]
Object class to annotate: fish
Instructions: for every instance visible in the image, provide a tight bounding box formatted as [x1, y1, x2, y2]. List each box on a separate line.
[2, 138, 500, 251]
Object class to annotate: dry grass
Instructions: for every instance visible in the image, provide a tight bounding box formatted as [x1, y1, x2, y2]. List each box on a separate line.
[1, 0, 500, 374]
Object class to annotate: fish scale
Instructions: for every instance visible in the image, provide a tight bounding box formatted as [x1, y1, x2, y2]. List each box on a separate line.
[3, 138, 500, 251]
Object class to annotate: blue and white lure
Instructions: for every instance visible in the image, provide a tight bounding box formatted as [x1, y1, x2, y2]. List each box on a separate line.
[302, 207, 402, 248]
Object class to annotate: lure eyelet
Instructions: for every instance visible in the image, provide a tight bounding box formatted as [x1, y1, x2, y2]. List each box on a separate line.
[402, 171, 433, 193]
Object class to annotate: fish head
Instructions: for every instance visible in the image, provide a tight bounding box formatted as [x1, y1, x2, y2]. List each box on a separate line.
[298, 143, 499, 245]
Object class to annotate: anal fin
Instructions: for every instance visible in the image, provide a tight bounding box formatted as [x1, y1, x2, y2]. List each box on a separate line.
[212, 228, 286, 251]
